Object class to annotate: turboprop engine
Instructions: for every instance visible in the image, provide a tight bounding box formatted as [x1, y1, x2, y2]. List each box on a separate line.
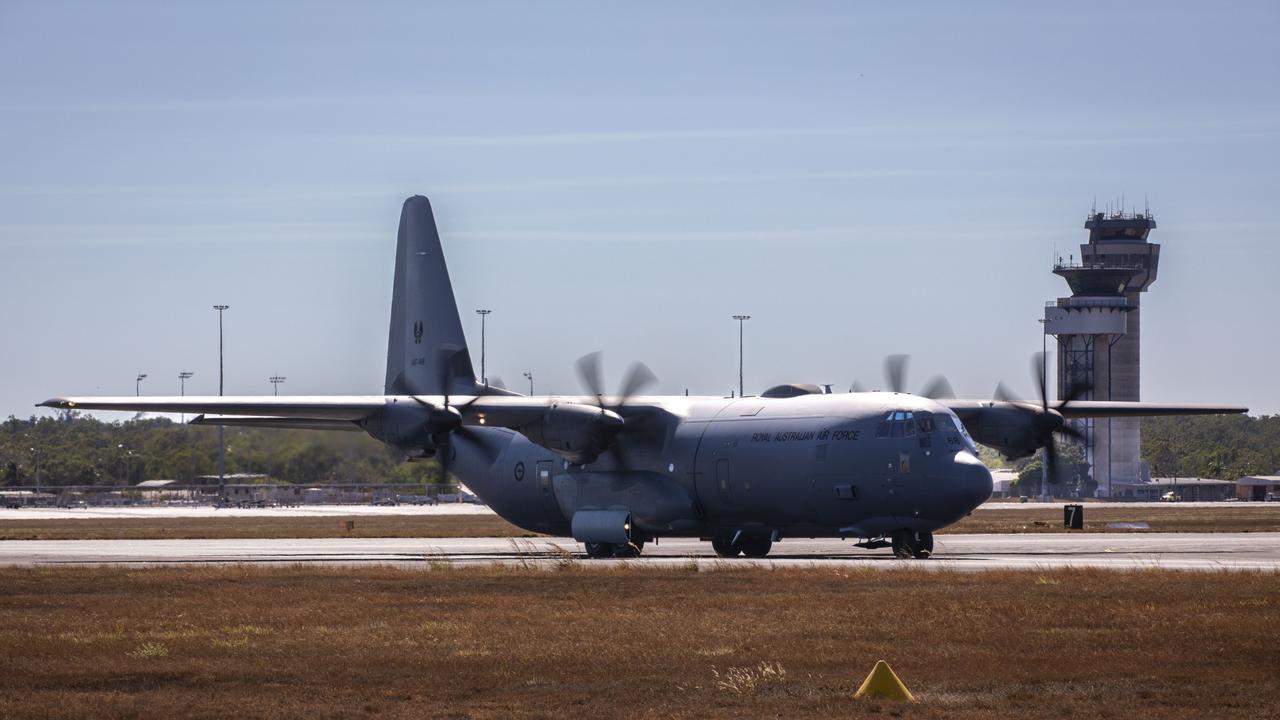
[518, 402, 623, 465]
[360, 401, 462, 458]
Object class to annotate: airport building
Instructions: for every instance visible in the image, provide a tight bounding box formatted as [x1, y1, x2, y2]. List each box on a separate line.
[1044, 206, 1159, 497]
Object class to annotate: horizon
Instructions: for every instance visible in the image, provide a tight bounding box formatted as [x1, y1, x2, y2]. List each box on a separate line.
[3, 2, 1277, 417]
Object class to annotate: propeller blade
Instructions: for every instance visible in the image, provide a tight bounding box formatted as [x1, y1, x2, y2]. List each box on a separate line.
[884, 354, 909, 393]
[850, 380, 868, 393]
[575, 351, 605, 400]
[993, 382, 1024, 405]
[455, 426, 503, 466]
[438, 435, 453, 484]
[920, 375, 955, 400]
[489, 376, 506, 391]
[1031, 351, 1049, 410]
[1060, 381, 1089, 407]
[604, 441, 634, 472]
[616, 361, 657, 405]
[1057, 423, 1085, 441]
[1043, 438, 1058, 484]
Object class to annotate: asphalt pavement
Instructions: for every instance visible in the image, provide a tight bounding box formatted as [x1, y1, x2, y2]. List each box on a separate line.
[2, 533, 1277, 571]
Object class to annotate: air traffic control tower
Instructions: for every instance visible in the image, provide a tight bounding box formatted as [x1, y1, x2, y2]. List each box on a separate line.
[1044, 207, 1160, 496]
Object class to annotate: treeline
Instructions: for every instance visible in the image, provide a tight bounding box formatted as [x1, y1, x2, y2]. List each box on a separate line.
[1, 414, 445, 487]
[4, 411, 1275, 489]
[1142, 413, 1280, 480]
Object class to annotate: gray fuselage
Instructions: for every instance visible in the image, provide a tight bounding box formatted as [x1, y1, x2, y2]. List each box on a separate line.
[452, 391, 993, 542]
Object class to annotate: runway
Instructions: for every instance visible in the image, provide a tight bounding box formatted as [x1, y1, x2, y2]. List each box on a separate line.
[2, 532, 1278, 571]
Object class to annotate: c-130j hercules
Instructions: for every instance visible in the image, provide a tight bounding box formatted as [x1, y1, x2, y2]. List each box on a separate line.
[43, 197, 1246, 559]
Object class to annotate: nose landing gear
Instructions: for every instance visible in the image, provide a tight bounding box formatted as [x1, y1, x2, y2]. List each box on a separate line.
[891, 530, 934, 559]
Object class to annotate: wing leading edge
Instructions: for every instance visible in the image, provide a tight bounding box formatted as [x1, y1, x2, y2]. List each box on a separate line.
[944, 399, 1247, 419]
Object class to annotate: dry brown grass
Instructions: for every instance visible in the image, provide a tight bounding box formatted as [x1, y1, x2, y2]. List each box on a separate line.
[0, 514, 528, 541]
[0, 565, 1277, 719]
[4, 504, 1278, 541]
[946, 504, 1280, 534]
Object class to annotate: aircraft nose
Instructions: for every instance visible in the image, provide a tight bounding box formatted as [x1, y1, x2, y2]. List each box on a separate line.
[954, 451, 993, 511]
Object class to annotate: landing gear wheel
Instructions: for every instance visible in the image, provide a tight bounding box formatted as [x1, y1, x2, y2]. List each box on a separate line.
[711, 537, 741, 558]
[612, 539, 645, 558]
[912, 531, 934, 559]
[584, 542, 614, 559]
[891, 530, 934, 559]
[740, 537, 773, 558]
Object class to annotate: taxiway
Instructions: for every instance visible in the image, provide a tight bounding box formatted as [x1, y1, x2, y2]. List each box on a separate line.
[1, 533, 1277, 571]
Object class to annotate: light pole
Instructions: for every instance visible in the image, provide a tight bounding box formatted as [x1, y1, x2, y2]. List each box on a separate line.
[135, 372, 147, 396]
[1038, 317, 1050, 502]
[475, 309, 491, 385]
[269, 375, 286, 396]
[732, 315, 751, 398]
[29, 446, 41, 493]
[179, 371, 193, 423]
[213, 304, 230, 502]
[523, 371, 533, 396]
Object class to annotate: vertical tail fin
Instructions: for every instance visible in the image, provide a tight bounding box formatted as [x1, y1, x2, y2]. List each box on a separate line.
[384, 196, 478, 395]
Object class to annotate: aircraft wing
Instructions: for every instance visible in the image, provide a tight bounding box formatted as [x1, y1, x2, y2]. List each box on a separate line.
[1053, 401, 1248, 418]
[943, 399, 1248, 418]
[37, 393, 645, 429]
[188, 415, 364, 431]
[39, 396, 388, 421]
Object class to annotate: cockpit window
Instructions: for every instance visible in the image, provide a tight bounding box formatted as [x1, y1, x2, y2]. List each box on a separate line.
[935, 410, 979, 453]
[876, 410, 922, 439]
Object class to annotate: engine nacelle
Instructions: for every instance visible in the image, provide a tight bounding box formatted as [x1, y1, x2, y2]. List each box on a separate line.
[360, 401, 461, 455]
[519, 402, 623, 465]
[963, 405, 1055, 459]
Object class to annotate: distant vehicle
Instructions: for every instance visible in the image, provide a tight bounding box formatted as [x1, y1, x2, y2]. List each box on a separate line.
[40, 196, 1249, 560]
[1266, 493, 1280, 502]
[1160, 491, 1179, 502]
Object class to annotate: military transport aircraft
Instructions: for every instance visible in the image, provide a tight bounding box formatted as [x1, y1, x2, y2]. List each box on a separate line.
[41, 196, 1247, 559]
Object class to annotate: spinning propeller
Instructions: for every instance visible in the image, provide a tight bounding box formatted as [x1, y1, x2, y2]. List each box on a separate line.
[407, 349, 502, 483]
[850, 354, 955, 399]
[574, 351, 661, 468]
[992, 352, 1087, 482]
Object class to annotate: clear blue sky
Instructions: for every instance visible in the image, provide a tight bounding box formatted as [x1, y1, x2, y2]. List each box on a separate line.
[2, 1, 1277, 416]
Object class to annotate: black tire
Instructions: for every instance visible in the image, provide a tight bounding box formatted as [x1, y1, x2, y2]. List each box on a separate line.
[711, 537, 741, 558]
[891, 530, 933, 559]
[912, 531, 934, 559]
[584, 542, 614, 559]
[890, 530, 913, 559]
[612, 539, 644, 558]
[740, 537, 773, 558]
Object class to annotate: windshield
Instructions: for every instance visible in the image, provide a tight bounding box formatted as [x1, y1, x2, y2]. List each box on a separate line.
[935, 410, 979, 454]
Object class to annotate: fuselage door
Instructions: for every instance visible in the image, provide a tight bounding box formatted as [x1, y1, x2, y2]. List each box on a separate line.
[536, 460, 560, 516]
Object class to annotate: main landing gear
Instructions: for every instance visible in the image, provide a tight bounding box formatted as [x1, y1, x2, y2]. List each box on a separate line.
[891, 530, 934, 559]
[711, 535, 773, 558]
[583, 540, 645, 559]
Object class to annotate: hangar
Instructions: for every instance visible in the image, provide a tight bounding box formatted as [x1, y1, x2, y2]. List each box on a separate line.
[1237, 476, 1280, 502]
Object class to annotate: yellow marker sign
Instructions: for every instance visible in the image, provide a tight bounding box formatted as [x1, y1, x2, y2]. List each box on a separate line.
[854, 660, 915, 702]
